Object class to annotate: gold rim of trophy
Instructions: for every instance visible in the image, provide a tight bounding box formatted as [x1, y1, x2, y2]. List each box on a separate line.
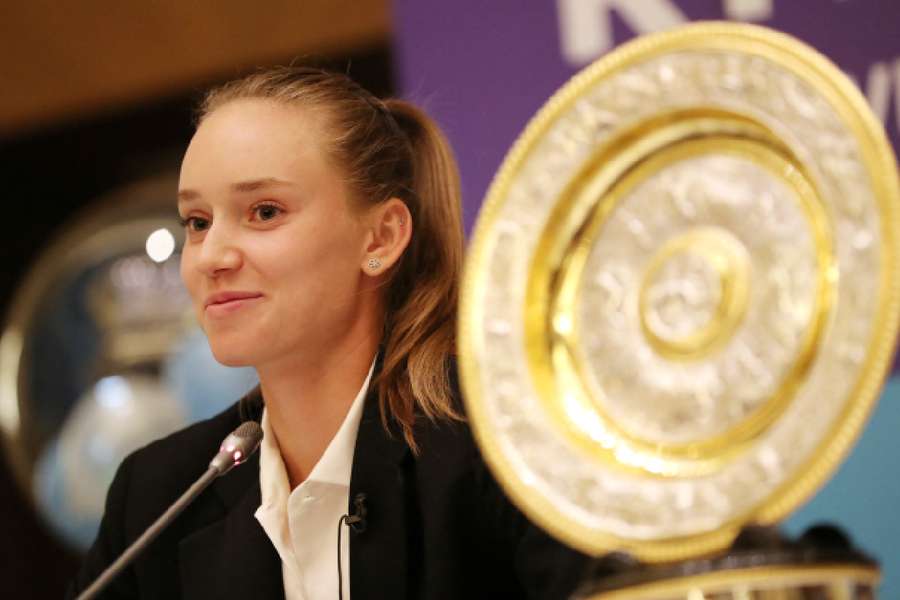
[459, 22, 900, 562]
[583, 564, 879, 599]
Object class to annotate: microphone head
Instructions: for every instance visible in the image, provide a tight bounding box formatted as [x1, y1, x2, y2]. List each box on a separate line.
[209, 421, 264, 476]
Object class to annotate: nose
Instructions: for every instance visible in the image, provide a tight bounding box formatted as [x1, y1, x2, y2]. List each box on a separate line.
[192, 221, 242, 277]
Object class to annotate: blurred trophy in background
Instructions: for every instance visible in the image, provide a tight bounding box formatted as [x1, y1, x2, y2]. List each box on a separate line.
[459, 23, 899, 599]
[0, 177, 257, 550]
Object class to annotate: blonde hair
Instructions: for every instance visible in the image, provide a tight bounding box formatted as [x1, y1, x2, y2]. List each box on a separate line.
[198, 67, 463, 450]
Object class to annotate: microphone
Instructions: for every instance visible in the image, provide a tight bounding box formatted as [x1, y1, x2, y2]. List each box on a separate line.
[76, 421, 264, 600]
[345, 492, 368, 533]
[209, 421, 264, 475]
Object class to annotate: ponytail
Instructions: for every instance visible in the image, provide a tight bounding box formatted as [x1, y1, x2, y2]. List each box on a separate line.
[377, 100, 464, 451]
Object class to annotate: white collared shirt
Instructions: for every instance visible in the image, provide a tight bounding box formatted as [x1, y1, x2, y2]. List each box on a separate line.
[254, 361, 374, 600]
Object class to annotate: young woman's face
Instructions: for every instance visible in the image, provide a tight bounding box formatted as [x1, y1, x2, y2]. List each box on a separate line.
[178, 99, 372, 368]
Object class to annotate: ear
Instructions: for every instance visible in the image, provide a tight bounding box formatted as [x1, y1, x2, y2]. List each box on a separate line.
[361, 198, 412, 276]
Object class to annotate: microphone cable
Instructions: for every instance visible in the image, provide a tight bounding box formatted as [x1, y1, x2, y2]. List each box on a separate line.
[336, 493, 367, 600]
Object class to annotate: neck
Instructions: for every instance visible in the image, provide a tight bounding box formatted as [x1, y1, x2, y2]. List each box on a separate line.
[257, 321, 380, 489]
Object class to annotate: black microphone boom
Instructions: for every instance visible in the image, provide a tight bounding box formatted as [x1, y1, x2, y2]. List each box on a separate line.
[75, 421, 263, 600]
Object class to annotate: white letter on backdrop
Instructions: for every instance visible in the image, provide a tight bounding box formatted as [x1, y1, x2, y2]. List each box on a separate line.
[722, 0, 774, 21]
[557, 0, 688, 66]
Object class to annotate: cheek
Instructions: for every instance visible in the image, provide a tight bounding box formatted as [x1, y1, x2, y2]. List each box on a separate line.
[283, 215, 363, 272]
[268, 228, 363, 303]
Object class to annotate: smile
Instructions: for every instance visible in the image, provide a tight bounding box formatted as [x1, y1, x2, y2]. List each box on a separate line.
[204, 293, 264, 318]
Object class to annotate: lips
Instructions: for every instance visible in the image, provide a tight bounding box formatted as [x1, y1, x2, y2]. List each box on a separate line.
[204, 291, 264, 318]
[204, 291, 264, 308]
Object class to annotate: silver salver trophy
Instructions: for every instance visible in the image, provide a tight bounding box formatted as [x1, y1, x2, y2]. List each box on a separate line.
[459, 23, 899, 599]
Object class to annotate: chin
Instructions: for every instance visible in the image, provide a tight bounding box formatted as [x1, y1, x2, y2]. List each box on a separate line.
[206, 338, 258, 368]
[211, 353, 254, 368]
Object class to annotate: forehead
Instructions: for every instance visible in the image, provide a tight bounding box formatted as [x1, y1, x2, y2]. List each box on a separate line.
[179, 99, 335, 191]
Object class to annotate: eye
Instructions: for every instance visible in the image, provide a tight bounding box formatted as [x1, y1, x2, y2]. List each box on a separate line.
[251, 203, 283, 222]
[180, 216, 210, 232]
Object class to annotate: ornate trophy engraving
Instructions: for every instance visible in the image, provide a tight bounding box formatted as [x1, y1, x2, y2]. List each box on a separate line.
[459, 23, 898, 598]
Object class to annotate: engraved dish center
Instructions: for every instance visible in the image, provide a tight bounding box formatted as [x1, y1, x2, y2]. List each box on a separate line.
[640, 228, 749, 359]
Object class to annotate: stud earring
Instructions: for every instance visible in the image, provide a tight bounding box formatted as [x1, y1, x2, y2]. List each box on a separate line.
[367, 257, 382, 271]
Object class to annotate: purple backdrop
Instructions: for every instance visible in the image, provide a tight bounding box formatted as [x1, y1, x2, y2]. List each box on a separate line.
[395, 0, 899, 228]
[394, 1, 900, 595]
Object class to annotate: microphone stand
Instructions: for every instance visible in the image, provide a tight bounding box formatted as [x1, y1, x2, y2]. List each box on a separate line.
[75, 467, 220, 600]
[75, 421, 263, 600]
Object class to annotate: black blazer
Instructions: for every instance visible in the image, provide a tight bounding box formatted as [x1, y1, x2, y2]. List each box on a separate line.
[69, 382, 589, 599]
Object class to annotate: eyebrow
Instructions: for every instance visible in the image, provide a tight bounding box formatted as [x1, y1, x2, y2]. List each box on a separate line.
[177, 177, 296, 203]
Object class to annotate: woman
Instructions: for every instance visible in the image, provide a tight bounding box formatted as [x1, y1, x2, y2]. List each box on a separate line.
[70, 67, 587, 599]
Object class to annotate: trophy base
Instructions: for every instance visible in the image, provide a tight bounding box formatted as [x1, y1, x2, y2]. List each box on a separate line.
[574, 525, 879, 599]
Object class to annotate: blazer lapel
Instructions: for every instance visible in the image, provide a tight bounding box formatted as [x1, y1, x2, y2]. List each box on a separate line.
[178, 453, 284, 600]
[176, 379, 411, 599]
[349, 390, 412, 600]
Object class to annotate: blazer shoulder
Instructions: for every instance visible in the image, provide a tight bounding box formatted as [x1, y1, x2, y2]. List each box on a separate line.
[114, 394, 254, 521]
[132, 400, 243, 471]
[132, 384, 260, 467]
